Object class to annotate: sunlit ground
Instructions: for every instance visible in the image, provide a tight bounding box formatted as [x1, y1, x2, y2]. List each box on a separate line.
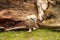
[0, 29, 60, 40]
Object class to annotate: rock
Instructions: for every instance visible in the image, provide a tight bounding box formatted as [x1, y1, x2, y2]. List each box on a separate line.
[0, 0, 60, 30]
[43, 0, 60, 28]
[0, 0, 37, 30]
